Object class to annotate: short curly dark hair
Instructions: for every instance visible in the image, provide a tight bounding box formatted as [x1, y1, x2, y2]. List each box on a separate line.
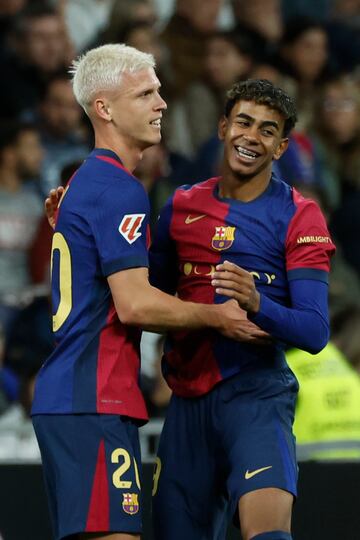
[224, 79, 297, 137]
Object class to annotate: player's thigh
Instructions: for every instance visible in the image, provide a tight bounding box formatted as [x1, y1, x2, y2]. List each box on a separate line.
[218, 369, 298, 522]
[239, 487, 293, 540]
[33, 414, 143, 539]
[152, 394, 228, 540]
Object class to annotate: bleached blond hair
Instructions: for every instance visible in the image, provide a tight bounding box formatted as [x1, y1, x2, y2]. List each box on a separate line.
[69, 43, 156, 112]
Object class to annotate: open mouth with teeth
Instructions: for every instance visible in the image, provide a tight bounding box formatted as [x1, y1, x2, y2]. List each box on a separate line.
[150, 119, 161, 127]
[234, 145, 259, 161]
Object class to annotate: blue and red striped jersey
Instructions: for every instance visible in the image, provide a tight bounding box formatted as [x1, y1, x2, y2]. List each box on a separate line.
[32, 149, 150, 420]
[149, 175, 335, 397]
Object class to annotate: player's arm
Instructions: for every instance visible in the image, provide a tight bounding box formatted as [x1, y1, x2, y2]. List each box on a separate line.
[108, 266, 261, 339]
[212, 200, 336, 354]
[212, 261, 329, 354]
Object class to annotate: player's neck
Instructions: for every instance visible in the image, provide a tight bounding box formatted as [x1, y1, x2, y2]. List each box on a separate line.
[94, 132, 143, 173]
[218, 167, 271, 202]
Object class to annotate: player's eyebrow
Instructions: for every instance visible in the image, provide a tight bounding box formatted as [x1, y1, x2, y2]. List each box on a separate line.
[235, 113, 280, 131]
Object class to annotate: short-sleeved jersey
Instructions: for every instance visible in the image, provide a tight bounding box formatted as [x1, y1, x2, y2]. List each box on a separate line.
[150, 175, 335, 397]
[32, 149, 150, 420]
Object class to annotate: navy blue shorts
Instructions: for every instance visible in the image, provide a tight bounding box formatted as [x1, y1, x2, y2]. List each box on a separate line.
[152, 368, 299, 540]
[32, 414, 142, 539]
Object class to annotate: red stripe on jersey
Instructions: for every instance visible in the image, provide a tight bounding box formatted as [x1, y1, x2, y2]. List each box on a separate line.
[171, 178, 229, 302]
[164, 178, 230, 395]
[96, 303, 148, 420]
[96, 155, 133, 174]
[166, 331, 222, 397]
[286, 188, 335, 272]
[85, 439, 109, 532]
[146, 223, 151, 249]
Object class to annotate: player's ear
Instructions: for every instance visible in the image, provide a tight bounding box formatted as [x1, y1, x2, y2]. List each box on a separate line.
[218, 116, 228, 141]
[273, 138, 289, 161]
[94, 98, 112, 122]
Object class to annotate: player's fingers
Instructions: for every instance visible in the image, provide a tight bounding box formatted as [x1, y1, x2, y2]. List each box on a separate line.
[213, 287, 242, 300]
[212, 276, 250, 296]
[212, 270, 252, 288]
[56, 186, 64, 200]
[215, 260, 248, 276]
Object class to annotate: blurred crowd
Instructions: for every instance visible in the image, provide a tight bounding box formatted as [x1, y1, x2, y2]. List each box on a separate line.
[0, 0, 359, 462]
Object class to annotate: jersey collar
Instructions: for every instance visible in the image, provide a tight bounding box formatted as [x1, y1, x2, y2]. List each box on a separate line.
[91, 148, 133, 175]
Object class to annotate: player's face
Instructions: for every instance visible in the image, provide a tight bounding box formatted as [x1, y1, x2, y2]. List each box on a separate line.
[107, 67, 167, 150]
[218, 100, 288, 180]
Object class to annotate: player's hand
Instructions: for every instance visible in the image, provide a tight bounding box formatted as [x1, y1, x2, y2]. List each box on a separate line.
[216, 299, 271, 344]
[45, 186, 64, 230]
[212, 261, 261, 314]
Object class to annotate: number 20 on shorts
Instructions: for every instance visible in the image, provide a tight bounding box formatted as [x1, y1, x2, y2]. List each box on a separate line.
[112, 448, 141, 490]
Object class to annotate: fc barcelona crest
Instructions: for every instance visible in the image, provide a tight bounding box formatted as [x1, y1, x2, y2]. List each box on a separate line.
[122, 493, 139, 515]
[211, 226, 235, 251]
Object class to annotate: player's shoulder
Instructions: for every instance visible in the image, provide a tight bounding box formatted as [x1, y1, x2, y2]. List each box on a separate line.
[71, 153, 145, 203]
[271, 175, 322, 217]
[173, 177, 219, 201]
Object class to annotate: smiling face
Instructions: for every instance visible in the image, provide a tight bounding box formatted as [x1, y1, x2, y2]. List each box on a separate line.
[218, 99, 288, 181]
[94, 67, 167, 152]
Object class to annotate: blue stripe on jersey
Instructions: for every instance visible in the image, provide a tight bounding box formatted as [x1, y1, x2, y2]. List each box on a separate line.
[287, 267, 329, 283]
[212, 182, 290, 379]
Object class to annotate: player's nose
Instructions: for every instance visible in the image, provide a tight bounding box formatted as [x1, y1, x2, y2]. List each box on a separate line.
[156, 93, 167, 111]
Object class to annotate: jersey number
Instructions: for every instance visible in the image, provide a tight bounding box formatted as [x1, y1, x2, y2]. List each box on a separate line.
[112, 448, 141, 490]
[152, 457, 162, 496]
[51, 232, 72, 332]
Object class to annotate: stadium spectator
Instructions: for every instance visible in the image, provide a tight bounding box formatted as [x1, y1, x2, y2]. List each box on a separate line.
[0, 2, 72, 120]
[160, 0, 224, 96]
[164, 29, 255, 158]
[0, 123, 43, 334]
[0, 0, 27, 52]
[277, 17, 332, 130]
[332, 307, 360, 376]
[57, 0, 115, 54]
[117, 21, 164, 64]
[231, 0, 284, 44]
[37, 72, 91, 193]
[311, 75, 360, 198]
[326, 0, 360, 73]
[286, 342, 360, 461]
[102, 0, 157, 45]
[312, 75, 360, 274]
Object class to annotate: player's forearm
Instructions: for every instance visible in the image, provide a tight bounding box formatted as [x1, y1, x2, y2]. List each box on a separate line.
[115, 283, 223, 333]
[249, 292, 329, 354]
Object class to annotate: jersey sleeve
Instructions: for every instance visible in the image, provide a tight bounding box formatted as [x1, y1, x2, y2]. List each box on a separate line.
[285, 193, 336, 283]
[91, 177, 150, 276]
[250, 279, 330, 354]
[149, 195, 178, 295]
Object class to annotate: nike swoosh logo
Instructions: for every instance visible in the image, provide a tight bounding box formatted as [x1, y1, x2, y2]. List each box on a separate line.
[185, 214, 206, 225]
[245, 466, 273, 479]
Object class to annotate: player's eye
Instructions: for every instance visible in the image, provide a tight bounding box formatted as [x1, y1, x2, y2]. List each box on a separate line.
[141, 90, 152, 97]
